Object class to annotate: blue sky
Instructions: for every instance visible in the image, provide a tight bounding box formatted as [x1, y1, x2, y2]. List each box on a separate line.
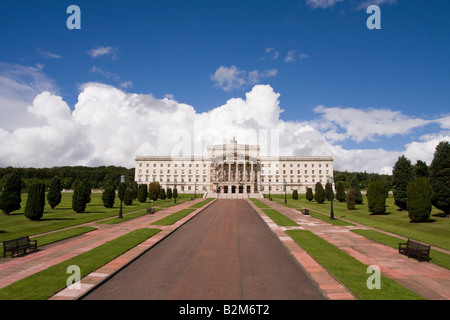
[0, 0, 449, 172]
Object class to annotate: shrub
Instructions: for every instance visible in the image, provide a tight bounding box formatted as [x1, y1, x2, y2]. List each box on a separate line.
[124, 188, 133, 205]
[159, 188, 166, 200]
[407, 177, 432, 222]
[47, 176, 62, 209]
[367, 180, 387, 215]
[336, 181, 346, 203]
[306, 188, 313, 202]
[0, 171, 22, 214]
[148, 182, 161, 201]
[314, 182, 325, 204]
[292, 189, 298, 200]
[25, 182, 46, 221]
[346, 187, 356, 210]
[167, 187, 172, 199]
[72, 179, 91, 213]
[102, 186, 116, 208]
[173, 188, 178, 200]
[137, 184, 148, 203]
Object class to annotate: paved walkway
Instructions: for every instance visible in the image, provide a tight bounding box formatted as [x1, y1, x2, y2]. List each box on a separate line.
[83, 199, 327, 300]
[255, 198, 450, 300]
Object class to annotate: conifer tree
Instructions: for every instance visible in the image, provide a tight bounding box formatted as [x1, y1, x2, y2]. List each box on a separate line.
[148, 182, 160, 201]
[166, 187, 172, 199]
[159, 187, 166, 200]
[292, 189, 298, 200]
[429, 141, 450, 217]
[25, 182, 46, 221]
[47, 176, 62, 209]
[0, 171, 22, 215]
[137, 184, 148, 203]
[314, 182, 325, 204]
[346, 187, 356, 210]
[414, 160, 429, 178]
[102, 186, 116, 208]
[392, 155, 415, 210]
[306, 187, 313, 202]
[72, 179, 91, 213]
[407, 177, 432, 222]
[325, 182, 334, 201]
[367, 180, 387, 215]
[336, 181, 346, 202]
[124, 188, 133, 205]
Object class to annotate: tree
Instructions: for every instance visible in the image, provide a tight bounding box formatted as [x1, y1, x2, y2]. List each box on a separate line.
[118, 181, 126, 203]
[124, 188, 133, 205]
[137, 184, 148, 203]
[47, 176, 62, 209]
[292, 189, 298, 200]
[367, 180, 387, 215]
[148, 182, 160, 201]
[72, 179, 91, 213]
[306, 187, 313, 202]
[346, 187, 356, 210]
[167, 187, 172, 199]
[314, 182, 325, 204]
[325, 182, 334, 201]
[173, 188, 178, 201]
[102, 186, 116, 208]
[407, 177, 432, 222]
[349, 177, 363, 204]
[0, 171, 22, 214]
[414, 160, 429, 178]
[24, 182, 46, 221]
[429, 141, 450, 217]
[131, 181, 138, 200]
[159, 187, 166, 200]
[336, 181, 346, 203]
[392, 155, 415, 211]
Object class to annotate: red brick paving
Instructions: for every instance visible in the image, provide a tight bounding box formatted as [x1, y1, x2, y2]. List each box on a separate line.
[256, 198, 450, 300]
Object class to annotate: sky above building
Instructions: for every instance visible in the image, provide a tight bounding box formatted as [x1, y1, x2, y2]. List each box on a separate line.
[0, 0, 449, 173]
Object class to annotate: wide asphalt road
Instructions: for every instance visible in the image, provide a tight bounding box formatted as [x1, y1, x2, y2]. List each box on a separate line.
[83, 199, 326, 300]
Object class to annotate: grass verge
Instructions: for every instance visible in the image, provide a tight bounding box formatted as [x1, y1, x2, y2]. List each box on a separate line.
[250, 198, 270, 208]
[150, 208, 196, 226]
[0, 228, 161, 300]
[261, 208, 298, 226]
[189, 198, 214, 208]
[286, 229, 425, 300]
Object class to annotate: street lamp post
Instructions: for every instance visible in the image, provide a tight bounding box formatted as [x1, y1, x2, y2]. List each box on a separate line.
[118, 175, 125, 219]
[194, 181, 196, 199]
[328, 176, 335, 220]
[269, 180, 271, 200]
[284, 179, 287, 204]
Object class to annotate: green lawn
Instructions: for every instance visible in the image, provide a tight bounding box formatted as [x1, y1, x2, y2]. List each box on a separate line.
[287, 229, 425, 300]
[261, 208, 298, 226]
[150, 208, 197, 226]
[189, 198, 214, 208]
[270, 194, 450, 251]
[0, 228, 161, 300]
[0, 192, 197, 242]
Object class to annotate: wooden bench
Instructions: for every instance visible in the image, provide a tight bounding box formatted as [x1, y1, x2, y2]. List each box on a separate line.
[398, 239, 431, 262]
[3, 236, 38, 258]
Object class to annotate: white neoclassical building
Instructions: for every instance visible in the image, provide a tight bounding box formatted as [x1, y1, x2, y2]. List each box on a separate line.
[135, 138, 333, 198]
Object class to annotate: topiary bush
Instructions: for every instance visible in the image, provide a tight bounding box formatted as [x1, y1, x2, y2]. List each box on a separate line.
[25, 182, 46, 221]
[407, 177, 432, 222]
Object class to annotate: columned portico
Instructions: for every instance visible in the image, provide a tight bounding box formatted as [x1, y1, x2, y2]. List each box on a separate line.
[208, 137, 260, 197]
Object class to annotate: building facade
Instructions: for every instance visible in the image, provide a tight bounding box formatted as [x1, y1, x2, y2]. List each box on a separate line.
[135, 138, 333, 196]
